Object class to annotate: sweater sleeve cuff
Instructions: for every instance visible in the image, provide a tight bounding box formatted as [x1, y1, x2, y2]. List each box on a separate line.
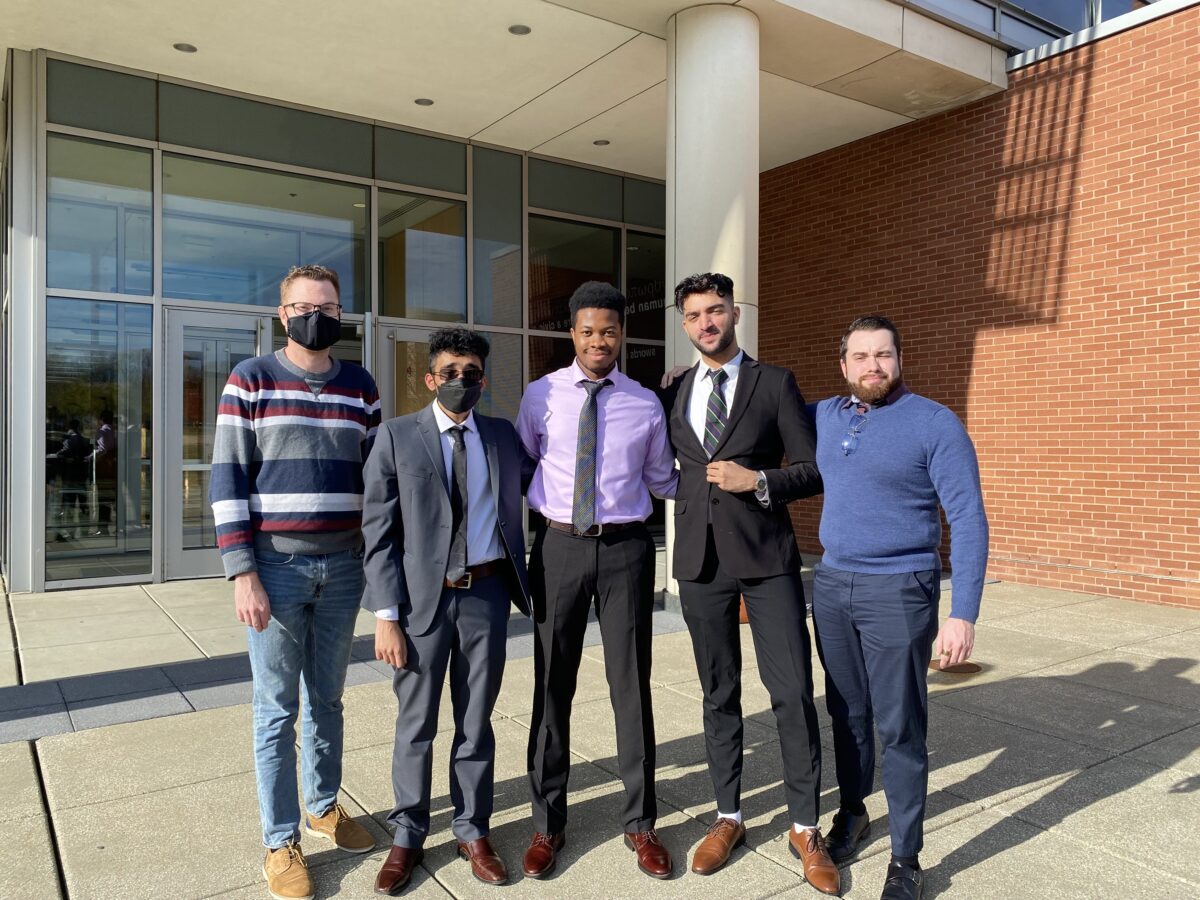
[222, 548, 257, 581]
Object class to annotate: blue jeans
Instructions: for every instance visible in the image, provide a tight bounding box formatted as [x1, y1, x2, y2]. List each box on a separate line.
[247, 547, 363, 848]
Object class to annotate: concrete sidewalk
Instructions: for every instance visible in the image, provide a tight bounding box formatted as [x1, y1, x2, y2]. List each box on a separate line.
[2, 580, 1198, 898]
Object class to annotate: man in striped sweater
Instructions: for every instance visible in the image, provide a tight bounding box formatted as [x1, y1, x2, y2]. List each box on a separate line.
[210, 264, 381, 900]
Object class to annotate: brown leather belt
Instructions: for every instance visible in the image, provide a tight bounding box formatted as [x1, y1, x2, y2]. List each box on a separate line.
[444, 560, 501, 589]
[545, 519, 643, 538]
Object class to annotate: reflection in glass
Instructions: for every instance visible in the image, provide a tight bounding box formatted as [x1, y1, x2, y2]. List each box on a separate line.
[625, 232, 666, 341]
[622, 343, 666, 392]
[47, 135, 152, 295]
[45, 299, 153, 580]
[528, 335, 578, 383]
[181, 326, 258, 550]
[378, 190, 466, 321]
[473, 149, 523, 328]
[394, 338, 433, 418]
[477, 332, 521, 423]
[528, 216, 620, 333]
[163, 154, 368, 311]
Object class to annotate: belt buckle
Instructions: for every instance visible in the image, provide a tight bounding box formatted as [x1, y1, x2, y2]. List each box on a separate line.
[460, 571, 473, 589]
[580, 523, 603, 537]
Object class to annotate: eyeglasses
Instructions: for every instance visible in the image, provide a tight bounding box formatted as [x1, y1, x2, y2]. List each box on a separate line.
[285, 302, 342, 316]
[432, 367, 484, 385]
[841, 413, 868, 456]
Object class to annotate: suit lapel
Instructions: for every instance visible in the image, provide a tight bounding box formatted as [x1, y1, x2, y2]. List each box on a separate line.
[671, 364, 706, 458]
[711, 356, 760, 457]
[416, 406, 449, 495]
[475, 413, 502, 508]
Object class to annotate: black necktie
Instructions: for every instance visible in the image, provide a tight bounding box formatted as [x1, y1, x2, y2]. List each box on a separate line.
[447, 426, 468, 582]
[572, 379, 611, 534]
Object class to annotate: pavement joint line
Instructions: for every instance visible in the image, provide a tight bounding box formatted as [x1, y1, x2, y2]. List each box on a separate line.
[38, 764, 258, 814]
[143, 582, 218, 660]
[32, 740, 72, 900]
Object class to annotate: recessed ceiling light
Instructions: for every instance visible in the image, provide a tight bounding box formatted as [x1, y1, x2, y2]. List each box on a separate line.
[509, 24, 532, 35]
[415, 98, 434, 106]
[173, 42, 198, 53]
[352, 202, 366, 208]
[593, 139, 610, 146]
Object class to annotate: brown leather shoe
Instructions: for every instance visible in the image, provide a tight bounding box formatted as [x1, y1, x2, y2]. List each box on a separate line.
[788, 828, 841, 896]
[691, 817, 746, 875]
[521, 832, 565, 879]
[457, 836, 508, 885]
[374, 845, 423, 896]
[624, 829, 672, 879]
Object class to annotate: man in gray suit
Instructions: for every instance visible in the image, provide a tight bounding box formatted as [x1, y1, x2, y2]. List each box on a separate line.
[361, 327, 532, 894]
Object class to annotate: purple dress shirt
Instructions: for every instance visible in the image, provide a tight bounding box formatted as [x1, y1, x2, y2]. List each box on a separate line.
[517, 359, 678, 524]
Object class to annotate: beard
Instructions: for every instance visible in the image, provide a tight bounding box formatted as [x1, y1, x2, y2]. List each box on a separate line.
[689, 324, 736, 358]
[848, 371, 900, 405]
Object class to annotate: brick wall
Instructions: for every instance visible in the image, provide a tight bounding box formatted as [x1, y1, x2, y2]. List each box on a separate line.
[759, 6, 1200, 608]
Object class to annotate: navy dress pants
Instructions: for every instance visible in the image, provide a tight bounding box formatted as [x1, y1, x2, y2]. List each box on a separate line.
[811, 565, 941, 857]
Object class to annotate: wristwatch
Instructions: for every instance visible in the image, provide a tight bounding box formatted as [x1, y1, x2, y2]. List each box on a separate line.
[754, 471, 768, 494]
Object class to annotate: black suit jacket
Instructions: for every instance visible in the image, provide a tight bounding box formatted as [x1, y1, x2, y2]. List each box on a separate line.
[663, 356, 822, 581]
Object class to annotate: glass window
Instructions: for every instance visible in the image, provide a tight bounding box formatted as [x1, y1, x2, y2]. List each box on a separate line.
[623, 178, 665, 230]
[528, 215, 620, 333]
[528, 335, 577, 383]
[378, 190, 466, 321]
[45, 299, 153, 580]
[472, 148, 523, 328]
[528, 158, 622, 221]
[47, 135, 152, 296]
[159, 83, 373, 178]
[163, 154, 368, 311]
[272, 320, 364, 364]
[622, 343, 665, 391]
[375, 128, 467, 194]
[46, 60, 157, 141]
[477, 331, 521, 422]
[625, 232, 666, 341]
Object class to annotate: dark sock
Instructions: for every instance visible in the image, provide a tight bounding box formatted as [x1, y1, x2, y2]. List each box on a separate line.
[891, 854, 920, 869]
[843, 800, 867, 816]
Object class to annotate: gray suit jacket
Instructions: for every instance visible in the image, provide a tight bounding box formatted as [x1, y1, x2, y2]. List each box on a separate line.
[360, 405, 532, 636]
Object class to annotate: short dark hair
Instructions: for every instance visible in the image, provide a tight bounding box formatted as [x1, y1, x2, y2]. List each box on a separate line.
[280, 264, 341, 303]
[568, 281, 626, 327]
[840, 315, 902, 359]
[427, 327, 490, 370]
[673, 272, 734, 311]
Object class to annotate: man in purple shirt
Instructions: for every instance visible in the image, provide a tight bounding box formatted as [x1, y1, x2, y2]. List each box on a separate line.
[516, 281, 678, 881]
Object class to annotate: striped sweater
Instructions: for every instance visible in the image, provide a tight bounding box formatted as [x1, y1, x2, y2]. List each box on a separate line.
[209, 350, 381, 579]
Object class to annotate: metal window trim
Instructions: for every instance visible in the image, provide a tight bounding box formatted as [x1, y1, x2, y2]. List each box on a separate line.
[43, 573, 159, 591]
[159, 142, 377, 186]
[40, 288, 155, 305]
[528, 150, 662, 184]
[375, 177, 468, 203]
[44, 122, 158, 150]
[527, 207, 625, 231]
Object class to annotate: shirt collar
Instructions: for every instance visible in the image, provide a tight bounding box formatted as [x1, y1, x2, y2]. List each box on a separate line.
[841, 382, 910, 411]
[431, 400, 476, 434]
[567, 357, 623, 387]
[702, 349, 744, 382]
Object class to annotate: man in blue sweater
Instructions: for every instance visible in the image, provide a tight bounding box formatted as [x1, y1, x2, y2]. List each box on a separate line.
[811, 316, 988, 900]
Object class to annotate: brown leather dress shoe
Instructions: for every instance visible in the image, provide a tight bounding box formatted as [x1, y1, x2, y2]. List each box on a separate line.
[624, 829, 672, 879]
[788, 828, 841, 896]
[691, 817, 747, 875]
[522, 832, 565, 879]
[457, 836, 508, 885]
[375, 845, 423, 896]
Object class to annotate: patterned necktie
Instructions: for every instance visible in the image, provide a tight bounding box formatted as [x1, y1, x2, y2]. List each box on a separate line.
[447, 426, 468, 582]
[703, 368, 730, 457]
[571, 379, 611, 534]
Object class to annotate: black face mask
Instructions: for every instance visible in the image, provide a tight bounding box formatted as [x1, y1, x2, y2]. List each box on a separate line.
[436, 378, 483, 414]
[286, 311, 341, 351]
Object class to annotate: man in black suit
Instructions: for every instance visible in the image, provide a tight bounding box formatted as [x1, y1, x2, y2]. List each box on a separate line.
[361, 327, 532, 894]
[662, 273, 838, 895]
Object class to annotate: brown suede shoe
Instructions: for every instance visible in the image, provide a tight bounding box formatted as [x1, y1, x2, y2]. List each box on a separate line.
[788, 828, 841, 896]
[374, 845, 423, 896]
[691, 817, 746, 875]
[522, 832, 565, 879]
[305, 802, 376, 853]
[457, 836, 508, 885]
[624, 829, 672, 879]
[263, 844, 314, 900]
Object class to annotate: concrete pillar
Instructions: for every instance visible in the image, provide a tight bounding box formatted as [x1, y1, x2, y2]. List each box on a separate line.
[663, 5, 760, 597]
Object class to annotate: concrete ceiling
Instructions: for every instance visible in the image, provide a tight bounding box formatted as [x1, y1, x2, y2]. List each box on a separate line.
[1, 0, 1006, 180]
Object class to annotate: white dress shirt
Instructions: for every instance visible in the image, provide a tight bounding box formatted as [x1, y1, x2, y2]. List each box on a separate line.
[375, 401, 505, 620]
[685, 350, 769, 504]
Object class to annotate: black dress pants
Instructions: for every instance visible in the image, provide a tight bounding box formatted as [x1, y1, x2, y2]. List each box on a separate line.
[679, 527, 822, 826]
[526, 523, 657, 834]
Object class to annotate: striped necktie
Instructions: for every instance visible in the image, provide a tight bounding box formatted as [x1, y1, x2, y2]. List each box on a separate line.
[703, 368, 729, 457]
[571, 378, 611, 533]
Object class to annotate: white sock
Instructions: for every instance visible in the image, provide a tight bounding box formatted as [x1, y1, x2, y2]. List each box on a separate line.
[716, 810, 743, 825]
[793, 823, 816, 833]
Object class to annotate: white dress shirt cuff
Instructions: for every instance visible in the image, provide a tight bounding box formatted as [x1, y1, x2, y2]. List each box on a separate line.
[374, 606, 400, 621]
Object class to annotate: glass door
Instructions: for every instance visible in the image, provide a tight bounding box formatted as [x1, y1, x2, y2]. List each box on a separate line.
[164, 309, 271, 579]
[376, 324, 434, 421]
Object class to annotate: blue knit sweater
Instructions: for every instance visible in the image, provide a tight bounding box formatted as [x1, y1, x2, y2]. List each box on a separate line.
[814, 390, 989, 621]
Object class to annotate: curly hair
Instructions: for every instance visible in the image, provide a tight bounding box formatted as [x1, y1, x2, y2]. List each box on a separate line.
[673, 272, 734, 311]
[427, 327, 491, 370]
[568, 281, 626, 327]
